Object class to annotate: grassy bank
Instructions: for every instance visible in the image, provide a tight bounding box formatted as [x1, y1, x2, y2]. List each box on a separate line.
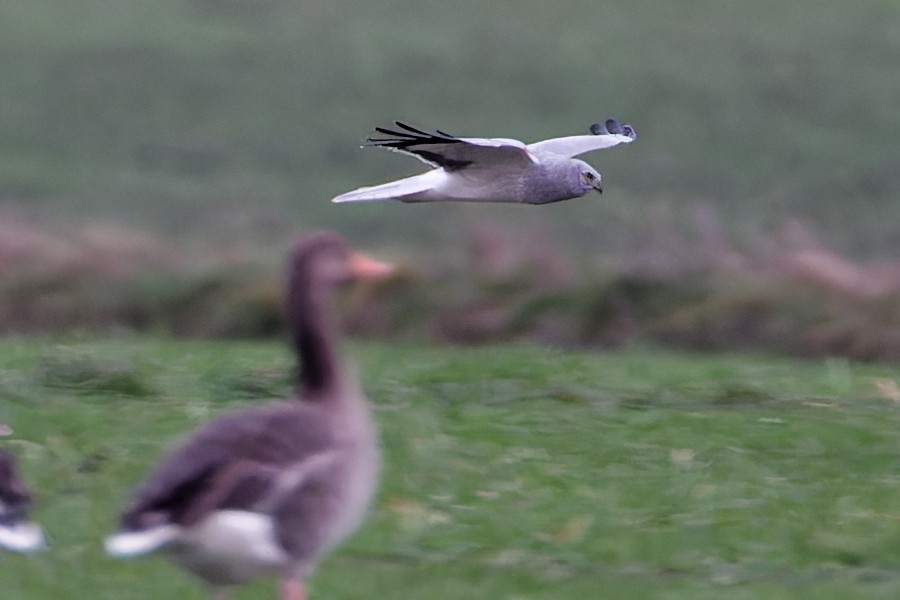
[2, 337, 900, 598]
[5, 217, 900, 361]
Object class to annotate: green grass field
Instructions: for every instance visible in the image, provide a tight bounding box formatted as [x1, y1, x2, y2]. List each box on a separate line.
[2, 336, 900, 599]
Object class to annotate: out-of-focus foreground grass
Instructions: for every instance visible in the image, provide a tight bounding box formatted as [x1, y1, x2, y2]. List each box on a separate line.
[2, 337, 900, 598]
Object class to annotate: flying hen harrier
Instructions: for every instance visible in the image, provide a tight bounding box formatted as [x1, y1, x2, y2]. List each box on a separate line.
[331, 119, 636, 205]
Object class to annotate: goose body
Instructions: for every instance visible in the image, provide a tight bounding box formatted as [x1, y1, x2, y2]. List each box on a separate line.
[106, 233, 391, 599]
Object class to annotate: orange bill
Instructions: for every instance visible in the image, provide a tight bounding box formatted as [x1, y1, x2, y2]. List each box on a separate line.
[346, 252, 395, 280]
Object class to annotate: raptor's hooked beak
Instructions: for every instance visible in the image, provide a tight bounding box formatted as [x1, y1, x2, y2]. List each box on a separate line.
[593, 180, 603, 194]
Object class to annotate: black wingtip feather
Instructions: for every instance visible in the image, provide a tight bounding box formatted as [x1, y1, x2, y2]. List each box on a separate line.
[361, 122, 473, 169]
[394, 121, 432, 136]
[589, 118, 636, 140]
[365, 122, 463, 150]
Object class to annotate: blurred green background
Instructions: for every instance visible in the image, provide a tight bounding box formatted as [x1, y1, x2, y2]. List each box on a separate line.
[2, 0, 900, 353]
[3, 0, 898, 252]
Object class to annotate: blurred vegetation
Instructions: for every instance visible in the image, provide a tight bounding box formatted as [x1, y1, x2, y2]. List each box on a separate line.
[1, 0, 899, 257]
[5, 216, 900, 361]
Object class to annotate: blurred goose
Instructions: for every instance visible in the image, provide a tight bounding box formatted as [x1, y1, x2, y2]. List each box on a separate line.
[105, 232, 393, 600]
[331, 118, 636, 205]
[0, 449, 45, 553]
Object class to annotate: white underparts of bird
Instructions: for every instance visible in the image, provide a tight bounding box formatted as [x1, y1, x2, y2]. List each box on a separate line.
[331, 119, 636, 205]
